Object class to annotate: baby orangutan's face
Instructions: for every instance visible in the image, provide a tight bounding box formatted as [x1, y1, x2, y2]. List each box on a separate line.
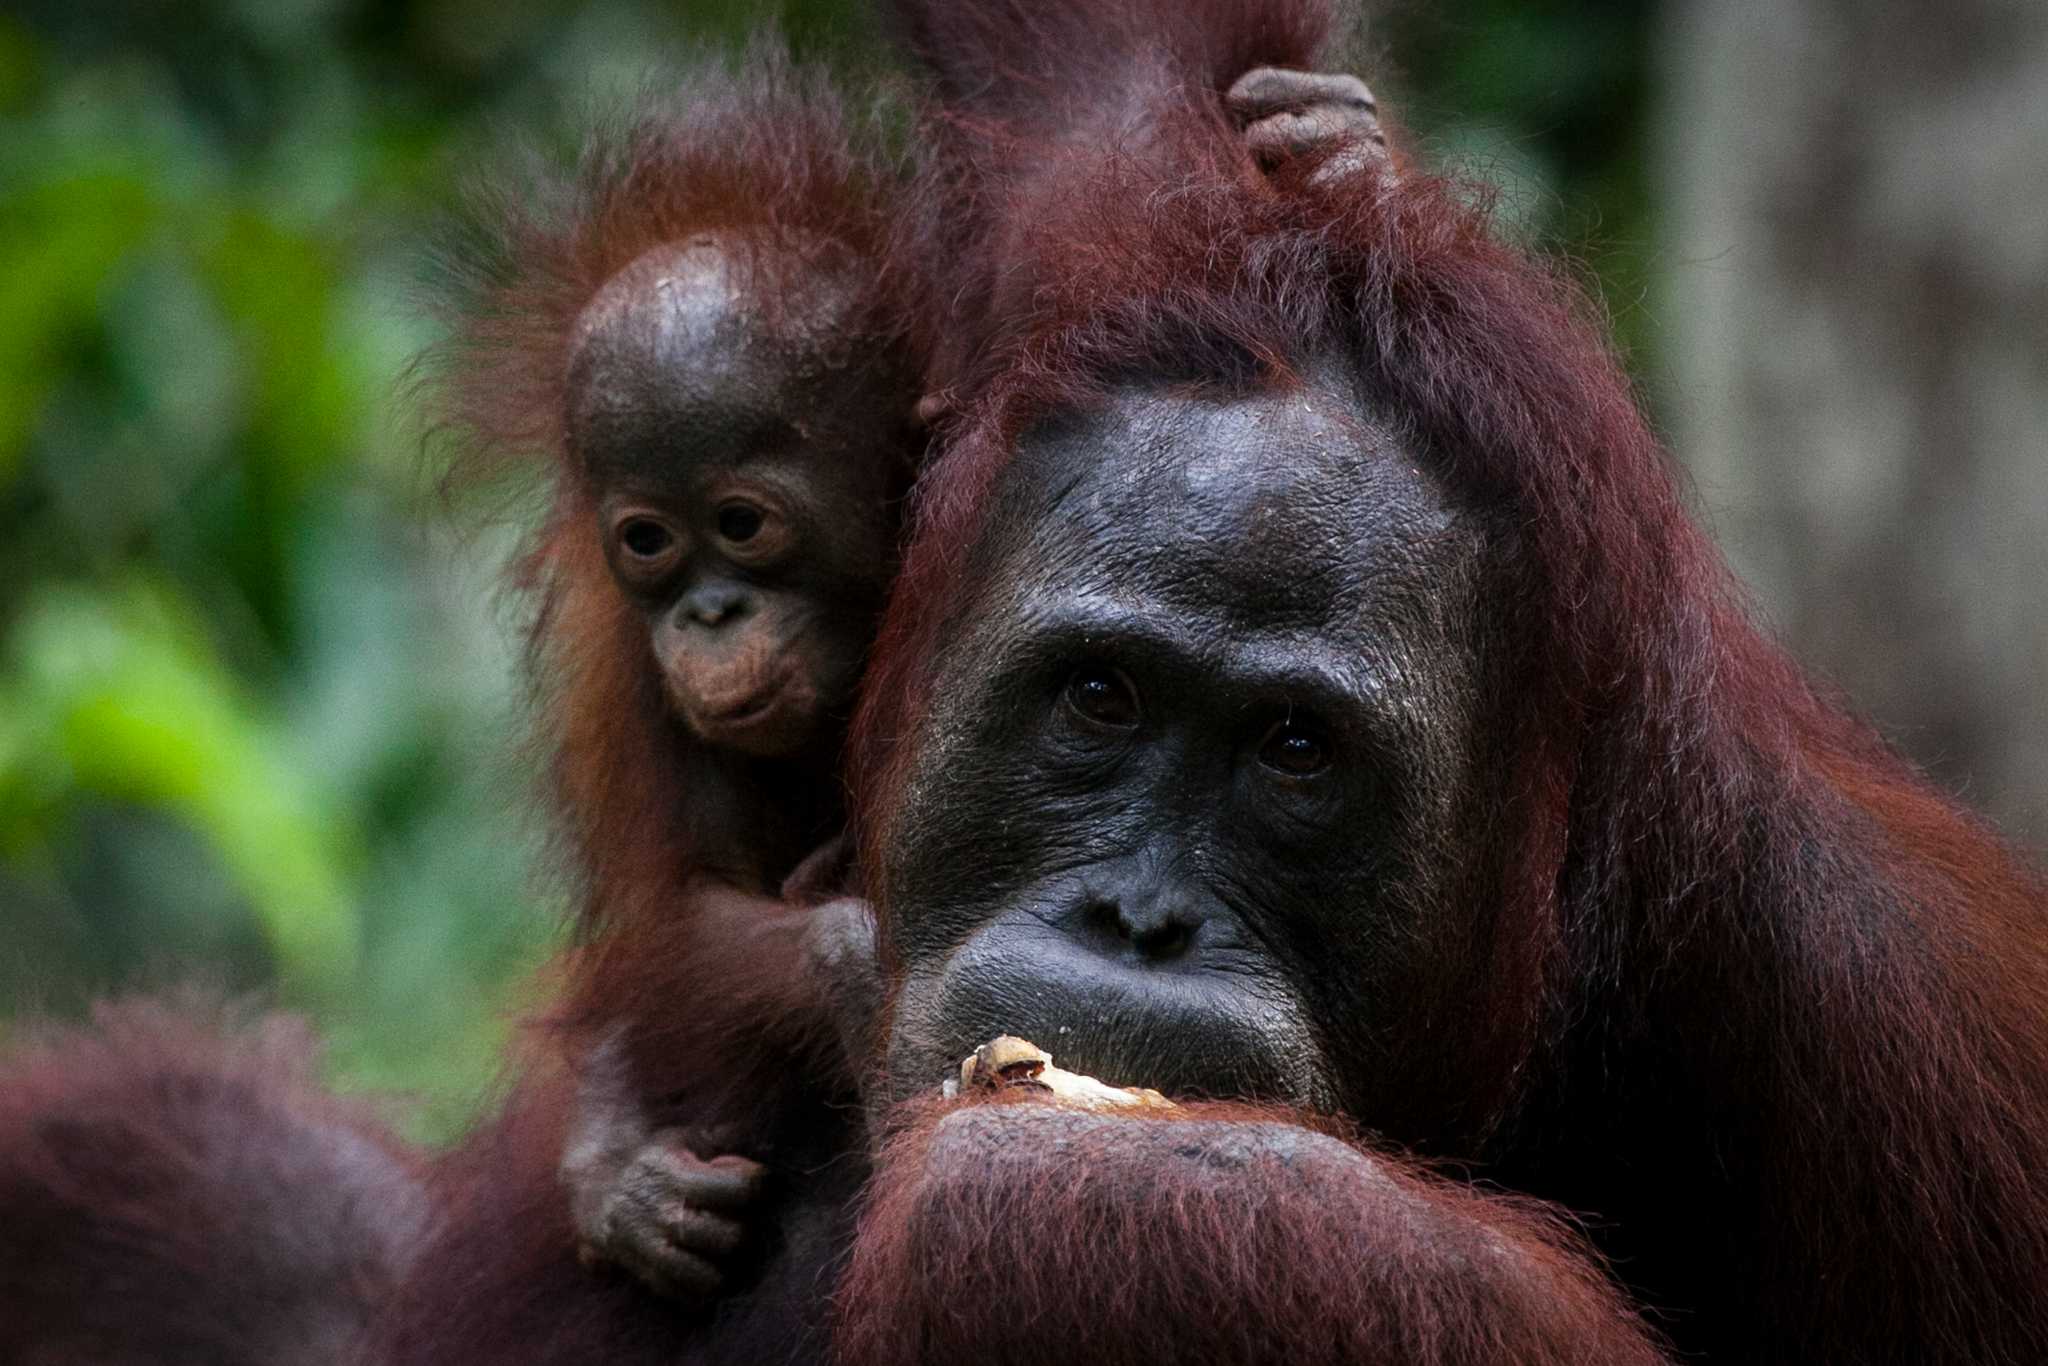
[567, 237, 907, 757]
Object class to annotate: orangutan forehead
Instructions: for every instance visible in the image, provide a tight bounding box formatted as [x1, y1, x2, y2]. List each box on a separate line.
[1000, 372, 1462, 589]
[563, 233, 887, 486]
[884, 374, 1481, 731]
[569, 234, 865, 368]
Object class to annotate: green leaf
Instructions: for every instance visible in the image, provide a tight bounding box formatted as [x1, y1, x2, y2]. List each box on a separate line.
[0, 172, 158, 476]
[1, 582, 362, 995]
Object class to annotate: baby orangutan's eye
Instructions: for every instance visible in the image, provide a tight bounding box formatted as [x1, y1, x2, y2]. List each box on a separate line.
[710, 499, 797, 567]
[717, 502, 766, 544]
[618, 517, 677, 560]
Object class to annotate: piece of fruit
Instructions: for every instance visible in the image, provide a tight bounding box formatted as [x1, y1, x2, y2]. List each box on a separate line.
[943, 1035, 1177, 1112]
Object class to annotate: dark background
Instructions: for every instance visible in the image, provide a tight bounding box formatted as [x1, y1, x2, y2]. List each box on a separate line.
[1, 0, 2039, 1136]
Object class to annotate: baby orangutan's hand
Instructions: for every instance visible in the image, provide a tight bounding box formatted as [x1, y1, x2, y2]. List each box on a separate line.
[1227, 67, 1394, 188]
[568, 1130, 766, 1301]
[561, 1033, 768, 1302]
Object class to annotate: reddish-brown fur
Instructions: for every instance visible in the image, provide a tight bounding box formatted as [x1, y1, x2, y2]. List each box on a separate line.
[840, 0, 2048, 1361]
[377, 51, 917, 1364]
[0, 50, 914, 1366]
[0, 999, 431, 1365]
[838, 1097, 1668, 1366]
[376, 890, 869, 1365]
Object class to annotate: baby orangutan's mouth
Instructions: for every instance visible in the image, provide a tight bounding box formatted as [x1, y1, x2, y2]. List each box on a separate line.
[711, 691, 775, 724]
[692, 661, 790, 721]
[683, 663, 822, 756]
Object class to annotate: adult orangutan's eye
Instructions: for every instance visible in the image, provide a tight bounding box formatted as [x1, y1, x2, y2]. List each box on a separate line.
[1259, 719, 1329, 777]
[1064, 666, 1140, 730]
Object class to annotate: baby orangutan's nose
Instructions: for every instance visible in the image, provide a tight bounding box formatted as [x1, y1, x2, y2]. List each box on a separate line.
[683, 583, 750, 628]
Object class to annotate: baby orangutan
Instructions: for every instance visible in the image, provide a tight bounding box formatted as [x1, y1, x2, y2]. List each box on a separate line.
[554, 226, 910, 1298]
[431, 55, 915, 1307]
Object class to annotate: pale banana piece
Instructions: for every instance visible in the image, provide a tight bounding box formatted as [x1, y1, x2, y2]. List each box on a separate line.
[941, 1035, 1178, 1112]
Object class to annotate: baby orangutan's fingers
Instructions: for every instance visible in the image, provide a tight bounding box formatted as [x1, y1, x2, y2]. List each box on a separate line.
[1227, 68, 1377, 121]
[642, 1146, 766, 1214]
[780, 831, 854, 904]
[1226, 67, 1393, 187]
[605, 1219, 728, 1303]
[579, 1137, 767, 1302]
[1243, 105, 1374, 162]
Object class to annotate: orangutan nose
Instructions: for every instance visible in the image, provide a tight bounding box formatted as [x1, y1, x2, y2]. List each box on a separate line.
[682, 583, 750, 628]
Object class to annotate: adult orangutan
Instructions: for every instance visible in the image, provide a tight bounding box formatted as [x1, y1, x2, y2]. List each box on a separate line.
[818, 1, 2048, 1362]
[4, 2, 2047, 1364]
[407, 0, 2048, 1356]
[0, 31, 1402, 1366]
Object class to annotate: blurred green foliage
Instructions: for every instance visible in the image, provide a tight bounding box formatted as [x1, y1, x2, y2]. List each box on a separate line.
[0, 0, 1655, 1139]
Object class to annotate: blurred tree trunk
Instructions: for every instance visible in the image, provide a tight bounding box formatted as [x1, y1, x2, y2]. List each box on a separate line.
[1660, 0, 2048, 848]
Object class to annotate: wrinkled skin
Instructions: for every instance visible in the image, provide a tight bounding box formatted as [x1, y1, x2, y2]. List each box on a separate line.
[875, 368, 1505, 1132]
[556, 892, 885, 1305]
[558, 1027, 766, 1300]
